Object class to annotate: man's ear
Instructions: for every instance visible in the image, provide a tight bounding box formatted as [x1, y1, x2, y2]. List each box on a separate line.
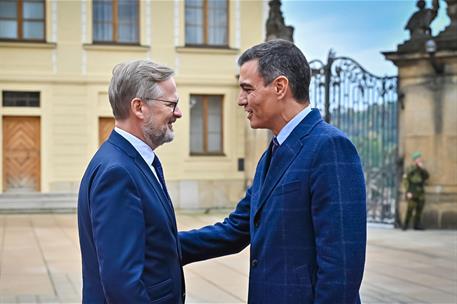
[131, 98, 144, 119]
[273, 76, 289, 100]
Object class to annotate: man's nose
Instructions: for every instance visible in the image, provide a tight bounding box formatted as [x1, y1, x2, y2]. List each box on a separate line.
[238, 92, 247, 106]
[174, 105, 183, 118]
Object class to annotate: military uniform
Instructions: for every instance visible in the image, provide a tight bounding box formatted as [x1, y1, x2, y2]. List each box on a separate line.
[403, 164, 429, 230]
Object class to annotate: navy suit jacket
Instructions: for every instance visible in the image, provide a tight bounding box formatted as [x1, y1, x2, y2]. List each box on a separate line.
[179, 109, 366, 304]
[78, 131, 184, 303]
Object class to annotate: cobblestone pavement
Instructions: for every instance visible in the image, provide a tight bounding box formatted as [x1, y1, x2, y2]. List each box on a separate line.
[0, 212, 455, 303]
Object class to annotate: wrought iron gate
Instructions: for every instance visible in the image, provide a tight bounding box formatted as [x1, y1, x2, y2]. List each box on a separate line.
[309, 51, 398, 224]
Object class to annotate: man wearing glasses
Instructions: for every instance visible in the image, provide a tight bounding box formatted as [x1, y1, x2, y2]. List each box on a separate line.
[78, 60, 185, 303]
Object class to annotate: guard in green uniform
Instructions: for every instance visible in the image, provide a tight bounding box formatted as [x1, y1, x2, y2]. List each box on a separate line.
[403, 151, 430, 230]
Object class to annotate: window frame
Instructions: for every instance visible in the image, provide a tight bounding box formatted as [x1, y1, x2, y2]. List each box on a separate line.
[92, 0, 140, 45]
[0, 0, 46, 42]
[190, 94, 224, 156]
[2, 91, 41, 108]
[185, 0, 229, 48]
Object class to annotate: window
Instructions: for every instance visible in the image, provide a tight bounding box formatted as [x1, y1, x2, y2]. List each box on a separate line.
[190, 95, 223, 155]
[185, 0, 228, 47]
[2, 91, 40, 107]
[0, 0, 45, 41]
[93, 0, 139, 44]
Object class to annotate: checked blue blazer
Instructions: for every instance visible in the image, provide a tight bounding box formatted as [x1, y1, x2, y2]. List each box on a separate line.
[179, 108, 367, 304]
[78, 131, 185, 303]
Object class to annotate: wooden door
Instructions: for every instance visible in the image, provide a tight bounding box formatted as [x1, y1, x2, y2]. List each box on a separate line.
[3, 116, 41, 192]
[99, 117, 115, 146]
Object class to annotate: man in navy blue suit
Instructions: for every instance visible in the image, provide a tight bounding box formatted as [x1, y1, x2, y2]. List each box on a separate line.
[78, 60, 185, 303]
[179, 40, 367, 303]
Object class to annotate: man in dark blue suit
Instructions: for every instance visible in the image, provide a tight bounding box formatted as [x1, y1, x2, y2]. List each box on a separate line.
[78, 60, 185, 303]
[179, 40, 367, 303]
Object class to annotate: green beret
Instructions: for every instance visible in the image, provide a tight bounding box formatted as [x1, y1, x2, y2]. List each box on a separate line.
[411, 151, 422, 160]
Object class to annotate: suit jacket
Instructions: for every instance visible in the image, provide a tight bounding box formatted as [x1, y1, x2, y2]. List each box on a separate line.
[179, 109, 366, 304]
[78, 131, 184, 303]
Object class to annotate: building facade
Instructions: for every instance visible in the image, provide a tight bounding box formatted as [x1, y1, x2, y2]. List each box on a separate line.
[0, 0, 268, 209]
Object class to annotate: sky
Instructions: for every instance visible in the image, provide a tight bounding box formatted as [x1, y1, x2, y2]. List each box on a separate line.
[281, 0, 450, 76]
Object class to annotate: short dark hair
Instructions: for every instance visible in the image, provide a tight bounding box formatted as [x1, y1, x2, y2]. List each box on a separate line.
[238, 39, 310, 103]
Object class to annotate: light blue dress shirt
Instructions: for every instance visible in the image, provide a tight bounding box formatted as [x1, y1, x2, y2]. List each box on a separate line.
[275, 105, 312, 145]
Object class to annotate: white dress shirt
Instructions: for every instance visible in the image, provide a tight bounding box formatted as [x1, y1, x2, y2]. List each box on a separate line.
[114, 127, 162, 187]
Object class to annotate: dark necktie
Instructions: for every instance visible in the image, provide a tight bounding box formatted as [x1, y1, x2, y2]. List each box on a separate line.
[152, 156, 171, 203]
[264, 137, 279, 177]
[271, 137, 279, 155]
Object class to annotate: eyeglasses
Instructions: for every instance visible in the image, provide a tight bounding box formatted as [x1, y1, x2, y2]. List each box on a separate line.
[146, 98, 179, 113]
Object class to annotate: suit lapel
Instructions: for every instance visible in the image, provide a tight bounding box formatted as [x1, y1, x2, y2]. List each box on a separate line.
[256, 139, 302, 216]
[107, 131, 177, 226]
[134, 156, 177, 226]
[254, 109, 323, 217]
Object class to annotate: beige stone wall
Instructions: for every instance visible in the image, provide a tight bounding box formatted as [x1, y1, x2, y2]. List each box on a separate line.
[0, 0, 266, 209]
[394, 51, 457, 228]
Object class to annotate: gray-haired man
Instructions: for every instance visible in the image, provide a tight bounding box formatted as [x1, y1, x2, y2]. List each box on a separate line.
[78, 60, 185, 303]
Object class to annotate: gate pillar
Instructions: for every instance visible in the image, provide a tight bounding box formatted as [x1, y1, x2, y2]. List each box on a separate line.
[383, 0, 457, 229]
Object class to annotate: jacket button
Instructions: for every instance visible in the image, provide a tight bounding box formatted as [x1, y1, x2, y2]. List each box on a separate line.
[251, 259, 258, 267]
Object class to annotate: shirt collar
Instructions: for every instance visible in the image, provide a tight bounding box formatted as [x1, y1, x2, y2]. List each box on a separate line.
[275, 104, 312, 145]
[114, 127, 156, 166]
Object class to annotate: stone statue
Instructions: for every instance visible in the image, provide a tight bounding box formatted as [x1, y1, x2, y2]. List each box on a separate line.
[405, 0, 440, 39]
[434, 0, 457, 50]
[266, 0, 294, 42]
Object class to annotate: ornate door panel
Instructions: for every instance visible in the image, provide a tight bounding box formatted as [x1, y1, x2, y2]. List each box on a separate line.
[3, 116, 41, 192]
[99, 117, 114, 146]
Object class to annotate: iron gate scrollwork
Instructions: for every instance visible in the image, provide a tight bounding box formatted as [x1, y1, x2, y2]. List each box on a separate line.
[309, 51, 398, 224]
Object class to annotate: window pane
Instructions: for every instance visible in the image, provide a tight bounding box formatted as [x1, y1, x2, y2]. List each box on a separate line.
[190, 95, 204, 153]
[0, 20, 17, 38]
[185, 0, 203, 45]
[23, 21, 44, 39]
[187, 0, 203, 6]
[93, 0, 112, 41]
[208, 0, 226, 9]
[94, 0, 112, 22]
[207, 96, 222, 152]
[94, 22, 112, 41]
[208, 26, 227, 46]
[185, 7, 202, 27]
[118, 24, 137, 42]
[186, 24, 203, 44]
[0, 1, 17, 18]
[118, 0, 138, 43]
[2, 91, 40, 107]
[208, 0, 227, 45]
[118, 0, 137, 21]
[208, 133, 221, 152]
[23, 1, 44, 19]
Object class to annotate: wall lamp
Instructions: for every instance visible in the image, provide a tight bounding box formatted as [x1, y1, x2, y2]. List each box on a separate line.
[425, 39, 444, 75]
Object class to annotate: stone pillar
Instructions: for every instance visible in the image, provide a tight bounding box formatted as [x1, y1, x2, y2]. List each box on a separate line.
[384, 0, 457, 229]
